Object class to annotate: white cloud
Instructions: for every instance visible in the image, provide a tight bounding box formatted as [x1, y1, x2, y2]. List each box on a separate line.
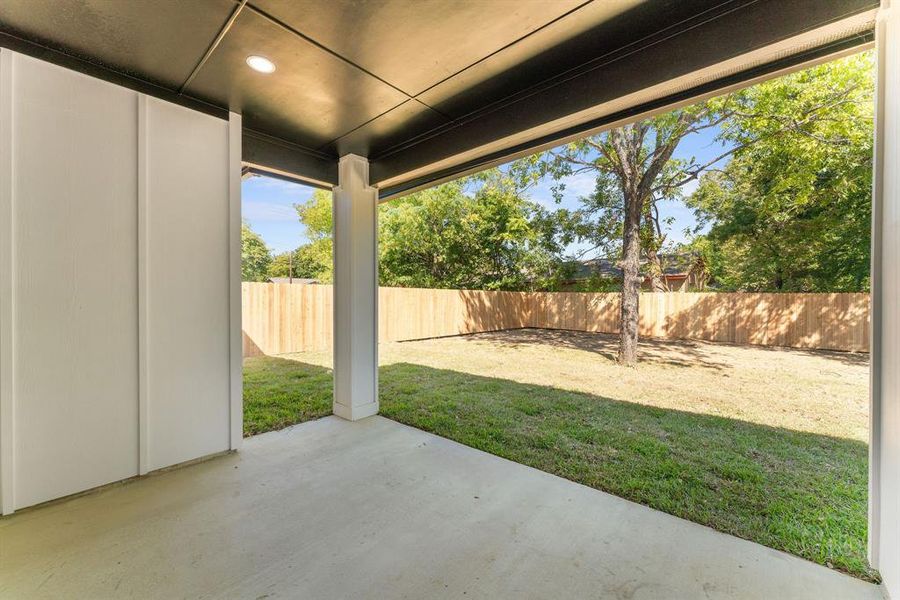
[242, 201, 297, 222]
[561, 172, 596, 197]
[526, 171, 597, 212]
[251, 176, 314, 195]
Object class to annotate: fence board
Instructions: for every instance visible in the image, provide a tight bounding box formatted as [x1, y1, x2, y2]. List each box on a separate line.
[241, 284, 870, 356]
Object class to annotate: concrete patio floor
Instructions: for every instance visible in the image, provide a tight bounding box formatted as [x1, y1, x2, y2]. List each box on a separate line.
[0, 416, 883, 600]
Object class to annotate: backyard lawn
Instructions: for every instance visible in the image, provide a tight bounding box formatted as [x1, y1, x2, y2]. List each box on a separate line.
[243, 329, 872, 581]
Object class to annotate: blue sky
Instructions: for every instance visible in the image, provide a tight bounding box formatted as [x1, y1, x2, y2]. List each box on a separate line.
[242, 125, 729, 256]
[242, 176, 316, 254]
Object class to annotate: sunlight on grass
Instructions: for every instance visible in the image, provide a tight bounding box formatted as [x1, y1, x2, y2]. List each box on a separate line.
[243, 356, 332, 436]
[243, 330, 873, 581]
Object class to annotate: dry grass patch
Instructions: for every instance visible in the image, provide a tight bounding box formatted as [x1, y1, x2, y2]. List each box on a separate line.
[294, 328, 868, 443]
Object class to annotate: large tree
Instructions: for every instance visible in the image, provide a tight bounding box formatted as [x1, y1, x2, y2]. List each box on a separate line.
[523, 51, 873, 365]
[688, 53, 874, 292]
[521, 106, 732, 364]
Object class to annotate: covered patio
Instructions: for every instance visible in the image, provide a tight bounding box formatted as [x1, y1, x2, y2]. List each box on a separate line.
[0, 417, 881, 599]
[1, 0, 899, 598]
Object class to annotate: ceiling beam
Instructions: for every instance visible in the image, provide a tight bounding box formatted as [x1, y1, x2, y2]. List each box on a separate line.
[243, 130, 337, 188]
[372, 0, 878, 197]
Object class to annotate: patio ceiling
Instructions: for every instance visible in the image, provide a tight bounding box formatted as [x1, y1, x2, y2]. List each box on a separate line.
[0, 0, 878, 193]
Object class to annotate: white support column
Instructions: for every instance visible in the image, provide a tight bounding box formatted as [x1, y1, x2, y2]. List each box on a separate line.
[872, 1, 900, 594]
[332, 154, 379, 421]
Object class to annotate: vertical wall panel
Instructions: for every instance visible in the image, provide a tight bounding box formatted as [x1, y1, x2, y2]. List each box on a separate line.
[145, 97, 230, 470]
[873, 6, 900, 595]
[228, 112, 242, 451]
[0, 50, 15, 514]
[0, 50, 237, 512]
[11, 55, 139, 509]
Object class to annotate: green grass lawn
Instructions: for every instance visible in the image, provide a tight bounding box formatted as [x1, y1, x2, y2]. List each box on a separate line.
[243, 330, 873, 581]
[243, 355, 333, 435]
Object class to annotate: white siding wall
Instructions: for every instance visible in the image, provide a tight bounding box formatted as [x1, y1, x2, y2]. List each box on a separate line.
[875, 6, 900, 596]
[0, 50, 241, 513]
[144, 97, 231, 471]
[9, 53, 140, 510]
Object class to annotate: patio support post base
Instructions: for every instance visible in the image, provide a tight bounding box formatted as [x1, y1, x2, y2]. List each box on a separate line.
[332, 154, 379, 421]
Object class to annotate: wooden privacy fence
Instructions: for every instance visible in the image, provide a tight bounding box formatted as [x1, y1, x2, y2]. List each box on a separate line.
[528, 291, 870, 352]
[242, 283, 529, 356]
[242, 283, 869, 357]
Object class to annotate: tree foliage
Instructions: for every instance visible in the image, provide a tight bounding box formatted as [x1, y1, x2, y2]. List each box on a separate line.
[379, 172, 565, 290]
[267, 246, 328, 280]
[688, 52, 874, 292]
[279, 171, 568, 291]
[293, 189, 334, 282]
[241, 221, 271, 282]
[266, 190, 334, 282]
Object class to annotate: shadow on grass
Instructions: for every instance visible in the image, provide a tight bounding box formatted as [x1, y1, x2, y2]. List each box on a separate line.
[456, 328, 731, 370]
[243, 355, 873, 581]
[736, 341, 870, 368]
[455, 327, 869, 370]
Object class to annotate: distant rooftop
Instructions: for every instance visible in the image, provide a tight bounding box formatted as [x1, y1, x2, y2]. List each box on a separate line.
[571, 253, 701, 280]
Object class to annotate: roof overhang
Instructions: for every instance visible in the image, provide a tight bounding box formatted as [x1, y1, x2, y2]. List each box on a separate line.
[374, 8, 876, 198]
[0, 0, 878, 194]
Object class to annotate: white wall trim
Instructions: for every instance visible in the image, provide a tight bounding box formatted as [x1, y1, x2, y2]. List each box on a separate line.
[0, 49, 15, 515]
[228, 112, 242, 450]
[137, 94, 150, 475]
[869, 6, 887, 568]
[874, 2, 900, 592]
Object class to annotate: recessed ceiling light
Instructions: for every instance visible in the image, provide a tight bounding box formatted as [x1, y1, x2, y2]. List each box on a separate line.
[246, 55, 276, 74]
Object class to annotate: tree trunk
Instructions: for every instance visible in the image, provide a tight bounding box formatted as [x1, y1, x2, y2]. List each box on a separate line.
[645, 246, 668, 292]
[619, 190, 643, 366]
